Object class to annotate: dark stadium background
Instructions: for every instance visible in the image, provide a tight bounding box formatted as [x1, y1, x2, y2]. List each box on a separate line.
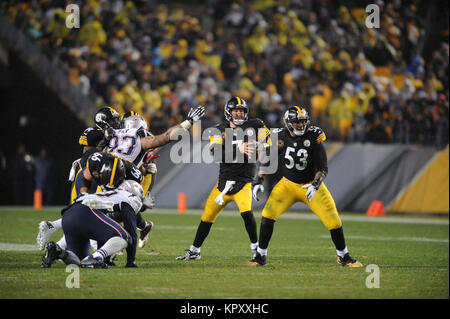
[0, 0, 448, 209]
[0, 53, 85, 205]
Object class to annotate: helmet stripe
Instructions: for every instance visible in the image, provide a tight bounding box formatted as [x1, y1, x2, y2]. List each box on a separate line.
[236, 96, 242, 105]
[293, 105, 302, 116]
[109, 157, 118, 187]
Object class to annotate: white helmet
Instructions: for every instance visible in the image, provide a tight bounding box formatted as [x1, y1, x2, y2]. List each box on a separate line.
[118, 180, 145, 201]
[123, 114, 148, 130]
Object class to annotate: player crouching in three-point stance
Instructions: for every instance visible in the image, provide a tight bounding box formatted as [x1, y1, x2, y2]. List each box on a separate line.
[251, 106, 362, 267]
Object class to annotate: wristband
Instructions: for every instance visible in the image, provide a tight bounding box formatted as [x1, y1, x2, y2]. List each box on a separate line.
[180, 120, 192, 130]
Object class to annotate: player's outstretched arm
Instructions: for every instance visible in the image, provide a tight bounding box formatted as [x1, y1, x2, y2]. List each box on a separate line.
[140, 106, 205, 151]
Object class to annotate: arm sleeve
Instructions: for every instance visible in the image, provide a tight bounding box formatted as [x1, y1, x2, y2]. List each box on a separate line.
[315, 143, 328, 174]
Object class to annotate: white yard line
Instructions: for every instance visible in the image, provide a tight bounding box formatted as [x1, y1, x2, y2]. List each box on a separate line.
[319, 235, 449, 243]
[149, 209, 449, 225]
[0, 243, 39, 251]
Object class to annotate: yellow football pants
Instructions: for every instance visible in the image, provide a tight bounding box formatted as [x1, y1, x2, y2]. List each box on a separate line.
[141, 173, 154, 194]
[201, 182, 252, 223]
[262, 176, 342, 230]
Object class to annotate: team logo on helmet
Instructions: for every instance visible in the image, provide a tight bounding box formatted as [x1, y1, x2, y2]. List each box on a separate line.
[283, 106, 310, 136]
[95, 107, 121, 130]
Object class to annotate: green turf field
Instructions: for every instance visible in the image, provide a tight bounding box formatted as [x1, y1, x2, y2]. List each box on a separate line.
[0, 207, 448, 299]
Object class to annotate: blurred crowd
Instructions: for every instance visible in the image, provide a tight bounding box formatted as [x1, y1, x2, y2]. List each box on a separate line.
[2, 0, 449, 147]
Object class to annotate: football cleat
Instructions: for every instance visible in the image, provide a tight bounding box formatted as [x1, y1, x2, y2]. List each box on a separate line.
[247, 252, 266, 266]
[176, 249, 201, 260]
[103, 256, 116, 267]
[337, 254, 363, 267]
[37, 221, 57, 250]
[138, 221, 154, 248]
[80, 255, 108, 269]
[42, 241, 61, 268]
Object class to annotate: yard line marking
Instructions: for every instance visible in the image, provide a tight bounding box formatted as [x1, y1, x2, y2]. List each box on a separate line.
[148, 209, 448, 225]
[156, 225, 233, 231]
[1, 207, 446, 225]
[0, 243, 39, 251]
[319, 235, 449, 243]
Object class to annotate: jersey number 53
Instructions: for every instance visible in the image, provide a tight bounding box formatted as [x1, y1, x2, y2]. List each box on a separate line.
[284, 147, 308, 171]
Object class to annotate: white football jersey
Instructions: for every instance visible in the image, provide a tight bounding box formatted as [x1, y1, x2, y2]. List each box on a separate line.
[77, 189, 142, 214]
[106, 128, 147, 167]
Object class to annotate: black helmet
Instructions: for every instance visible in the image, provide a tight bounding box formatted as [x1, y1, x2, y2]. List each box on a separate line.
[97, 156, 126, 190]
[283, 106, 310, 136]
[224, 96, 248, 125]
[95, 107, 121, 130]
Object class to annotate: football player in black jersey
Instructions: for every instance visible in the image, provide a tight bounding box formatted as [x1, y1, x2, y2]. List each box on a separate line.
[37, 106, 121, 250]
[251, 106, 362, 267]
[176, 96, 271, 262]
[36, 105, 206, 250]
[70, 106, 122, 201]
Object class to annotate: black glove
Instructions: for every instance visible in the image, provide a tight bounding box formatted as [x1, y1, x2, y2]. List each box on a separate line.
[104, 127, 115, 141]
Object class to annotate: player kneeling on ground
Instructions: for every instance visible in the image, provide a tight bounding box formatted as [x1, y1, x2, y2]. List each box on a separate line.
[41, 166, 145, 268]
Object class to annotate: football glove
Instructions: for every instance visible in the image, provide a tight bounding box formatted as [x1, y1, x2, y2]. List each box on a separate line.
[68, 158, 81, 182]
[252, 176, 264, 201]
[104, 127, 115, 141]
[144, 153, 160, 164]
[215, 180, 235, 205]
[143, 192, 156, 209]
[252, 184, 264, 201]
[187, 105, 206, 124]
[143, 163, 157, 175]
[302, 184, 317, 201]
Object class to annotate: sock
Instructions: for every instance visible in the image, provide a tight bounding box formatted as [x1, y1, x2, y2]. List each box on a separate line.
[257, 247, 268, 256]
[240, 211, 258, 244]
[136, 212, 146, 230]
[192, 221, 213, 248]
[250, 243, 258, 257]
[259, 217, 275, 250]
[190, 245, 200, 253]
[57, 235, 67, 250]
[330, 227, 346, 251]
[93, 237, 127, 260]
[51, 218, 62, 230]
[336, 246, 349, 258]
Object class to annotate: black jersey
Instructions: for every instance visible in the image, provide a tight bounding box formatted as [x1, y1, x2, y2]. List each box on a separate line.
[84, 151, 143, 185]
[275, 126, 327, 184]
[78, 127, 105, 169]
[206, 118, 270, 193]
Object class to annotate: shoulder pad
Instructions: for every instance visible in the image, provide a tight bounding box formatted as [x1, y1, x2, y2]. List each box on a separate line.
[79, 127, 104, 146]
[307, 126, 326, 144]
[247, 118, 266, 128]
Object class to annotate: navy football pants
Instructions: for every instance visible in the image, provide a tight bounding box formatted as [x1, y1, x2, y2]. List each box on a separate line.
[62, 203, 130, 260]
